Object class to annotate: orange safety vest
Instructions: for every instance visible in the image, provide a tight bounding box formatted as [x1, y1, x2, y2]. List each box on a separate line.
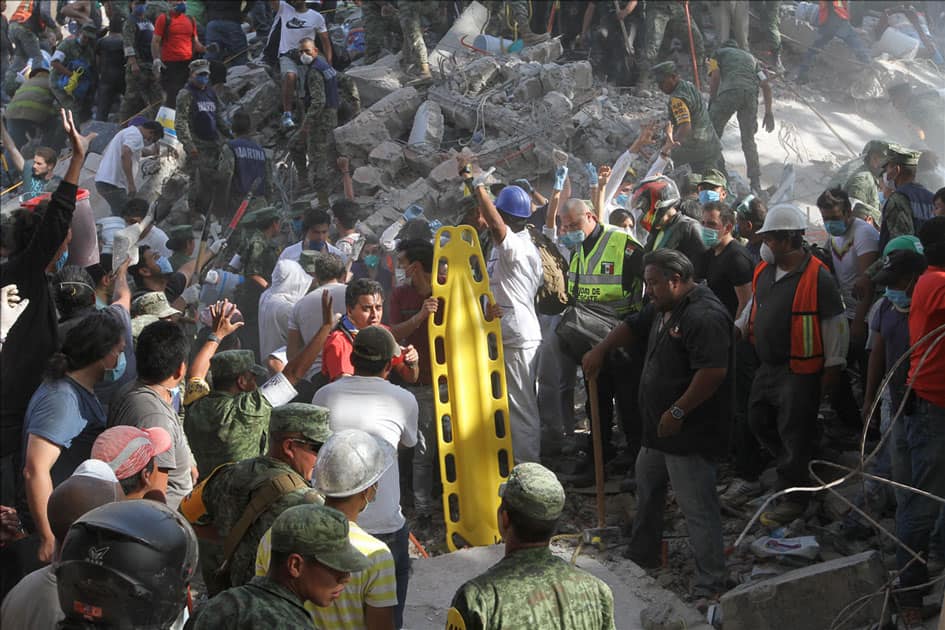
[748, 256, 827, 374]
[818, 0, 849, 25]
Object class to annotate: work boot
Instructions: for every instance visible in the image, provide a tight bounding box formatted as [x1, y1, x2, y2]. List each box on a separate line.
[521, 30, 550, 46]
[759, 499, 806, 527]
[406, 63, 433, 86]
[719, 478, 762, 508]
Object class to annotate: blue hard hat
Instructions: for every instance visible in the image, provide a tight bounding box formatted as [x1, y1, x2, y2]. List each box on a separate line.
[494, 185, 531, 218]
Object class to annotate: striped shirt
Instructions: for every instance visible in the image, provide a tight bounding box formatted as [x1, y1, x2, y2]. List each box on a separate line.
[255, 521, 397, 629]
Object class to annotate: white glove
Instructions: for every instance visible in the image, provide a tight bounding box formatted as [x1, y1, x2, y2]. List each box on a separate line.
[0, 284, 29, 341]
[472, 166, 496, 189]
[209, 239, 226, 255]
[181, 284, 201, 306]
[152, 59, 165, 74]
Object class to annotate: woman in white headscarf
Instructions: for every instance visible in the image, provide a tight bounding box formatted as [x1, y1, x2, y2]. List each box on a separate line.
[257, 259, 312, 360]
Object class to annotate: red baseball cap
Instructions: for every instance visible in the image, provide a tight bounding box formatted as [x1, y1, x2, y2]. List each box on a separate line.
[92, 426, 172, 480]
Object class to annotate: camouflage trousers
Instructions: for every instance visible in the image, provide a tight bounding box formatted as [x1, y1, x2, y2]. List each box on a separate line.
[186, 140, 222, 216]
[361, 1, 402, 64]
[482, 0, 531, 38]
[709, 88, 760, 185]
[121, 64, 164, 122]
[289, 106, 338, 193]
[672, 136, 726, 178]
[758, 0, 782, 53]
[398, 0, 443, 69]
[640, 5, 705, 81]
[3, 22, 43, 97]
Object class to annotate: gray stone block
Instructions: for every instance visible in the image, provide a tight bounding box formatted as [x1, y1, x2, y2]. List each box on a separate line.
[407, 100, 444, 152]
[369, 141, 406, 177]
[367, 86, 424, 138]
[352, 165, 384, 195]
[333, 111, 391, 159]
[345, 55, 404, 108]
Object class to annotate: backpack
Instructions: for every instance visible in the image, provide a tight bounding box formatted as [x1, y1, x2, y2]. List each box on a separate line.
[525, 225, 570, 315]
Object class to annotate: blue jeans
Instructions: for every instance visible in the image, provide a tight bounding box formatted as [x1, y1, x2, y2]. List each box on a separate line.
[628, 447, 727, 596]
[205, 19, 248, 65]
[798, 11, 871, 76]
[891, 397, 945, 607]
[374, 523, 409, 629]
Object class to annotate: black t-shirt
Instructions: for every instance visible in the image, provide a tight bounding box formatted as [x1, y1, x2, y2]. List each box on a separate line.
[701, 239, 755, 318]
[627, 285, 734, 457]
[525, 202, 550, 230]
[97, 34, 126, 83]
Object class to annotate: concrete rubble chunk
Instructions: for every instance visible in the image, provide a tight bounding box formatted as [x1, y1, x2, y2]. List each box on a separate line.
[333, 111, 391, 159]
[407, 101, 444, 152]
[352, 165, 384, 196]
[427, 0, 489, 69]
[539, 61, 593, 100]
[460, 56, 502, 95]
[231, 78, 280, 130]
[367, 86, 424, 138]
[390, 177, 437, 214]
[345, 54, 404, 108]
[512, 75, 543, 102]
[541, 90, 573, 121]
[518, 37, 564, 64]
[720, 551, 886, 630]
[427, 156, 461, 189]
[369, 141, 406, 177]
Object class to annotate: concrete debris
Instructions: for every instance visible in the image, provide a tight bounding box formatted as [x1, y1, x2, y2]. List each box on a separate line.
[352, 165, 384, 196]
[720, 551, 887, 630]
[459, 56, 502, 96]
[367, 86, 424, 138]
[333, 111, 391, 159]
[345, 53, 404, 107]
[407, 101, 445, 153]
[228, 78, 281, 131]
[517, 37, 564, 64]
[368, 141, 406, 178]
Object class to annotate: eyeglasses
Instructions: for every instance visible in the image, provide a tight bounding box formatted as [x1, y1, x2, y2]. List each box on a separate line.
[290, 439, 322, 453]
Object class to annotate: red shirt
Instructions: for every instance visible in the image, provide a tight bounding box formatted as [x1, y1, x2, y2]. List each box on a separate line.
[389, 285, 433, 386]
[908, 266, 945, 407]
[321, 324, 405, 382]
[154, 12, 196, 62]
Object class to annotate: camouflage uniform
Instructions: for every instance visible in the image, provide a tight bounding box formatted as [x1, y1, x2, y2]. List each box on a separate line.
[450, 464, 616, 629]
[48, 31, 98, 113]
[120, 1, 168, 121]
[233, 207, 281, 359]
[656, 63, 724, 175]
[360, 0, 401, 64]
[399, 1, 444, 69]
[708, 43, 764, 188]
[827, 158, 881, 225]
[757, 1, 782, 55]
[185, 504, 370, 630]
[482, 1, 532, 41]
[879, 146, 934, 249]
[639, 1, 705, 86]
[183, 350, 272, 478]
[200, 403, 332, 593]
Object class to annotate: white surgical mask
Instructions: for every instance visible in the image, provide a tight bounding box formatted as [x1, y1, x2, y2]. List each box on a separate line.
[760, 242, 776, 264]
[299, 52, 314, 65]
[882, 172, 894, 190]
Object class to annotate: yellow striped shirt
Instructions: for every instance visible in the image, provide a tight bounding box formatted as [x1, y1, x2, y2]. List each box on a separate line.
[255, 521, 397, 629]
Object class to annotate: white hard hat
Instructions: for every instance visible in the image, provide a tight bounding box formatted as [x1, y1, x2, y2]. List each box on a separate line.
[756, 204, 808, 234]
[314, 430, 395, 498]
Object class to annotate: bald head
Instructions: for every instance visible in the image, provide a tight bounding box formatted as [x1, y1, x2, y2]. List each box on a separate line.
[48, 475, 123, 542]
[558, 199, 596, 238]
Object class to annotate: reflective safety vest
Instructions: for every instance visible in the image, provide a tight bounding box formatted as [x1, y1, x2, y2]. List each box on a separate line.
[818, 0, 849, 25]
[567, 226, 635, 316]
[748, 256, 827, 374]
[11, 0, 46, 30]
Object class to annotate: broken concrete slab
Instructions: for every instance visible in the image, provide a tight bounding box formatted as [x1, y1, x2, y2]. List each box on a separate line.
[720, 550, 886, 630]
[407, 101, 444, 152]
[352, 165, 384, 196]
[367, 86, 424, 138]
[461, 56, 502, 95]
[368, 141, 406, 177]
[518, 37, 564, 64]
[539, 60, 594, 100]
[390, 177, 437, 214]
[345, 53, 404, 108]
[426, 0, 489, 70]
[333, 111, 391, 159]
[230, 78, 281, 130]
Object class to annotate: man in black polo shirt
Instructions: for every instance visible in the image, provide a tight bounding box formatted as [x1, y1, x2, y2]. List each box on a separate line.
[583, 249, 732, 600]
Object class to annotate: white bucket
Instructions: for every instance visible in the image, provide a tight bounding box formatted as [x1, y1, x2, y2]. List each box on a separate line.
[875, 27, 920, 59]
[155, 106, 177, 139]
[472, 34, 523, 54]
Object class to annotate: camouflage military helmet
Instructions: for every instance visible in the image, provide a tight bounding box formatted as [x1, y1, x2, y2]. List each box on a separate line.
[189, 58, 210, 75]
[131, 314, 160, 340]
[210, 349, 268, 382]
[314, 429, 395, 497]
[883, 144, 921, 167]
[269, 403, 333, 445]
[133, 292, 181, 318]
[270, 504, 371, 572]
[861, 140, 889, 158]
[650, 61, 677, 81]
[499, 462, 565, 521]
[298, 250, 319, 274]
[698, 169, 727, 189]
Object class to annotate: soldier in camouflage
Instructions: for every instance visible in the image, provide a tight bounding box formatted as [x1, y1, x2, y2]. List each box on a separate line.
[654, 61, 725, 175]
[198, 403, 333, 595]
[217, 109, 271, 218]
[638, 1, 705, 87]
[449, 463, 616, 629]
[481, 0, 549, 46]
[826, 140, 889, 228]
[879, 145, 936, 252]
[184, 503, 370, 629]
[288, 37, 359, 201]
[360, 0, 401, 65]
[757, 0, 783, 72]
[49, 23, 99, 117]
[708, 40, 774, 193]
[121, 0, 167, 121]
[175, 58, 231, 218]
[233, 206, 282, 361]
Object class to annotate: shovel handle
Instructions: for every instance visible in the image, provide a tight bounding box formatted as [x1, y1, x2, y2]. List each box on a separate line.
[588, 377, 606, 530]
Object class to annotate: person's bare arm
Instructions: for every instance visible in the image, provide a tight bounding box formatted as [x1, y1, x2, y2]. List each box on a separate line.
[111, 258, 132, 311]
[338, 157, 354, 200]
[852, 251, 878, 341]
[761, 78, 774, 132]
[51, 60, 72, 78]
[364, 606, 395, 630]
[121, 144, 137, 196]
[286, 327, 304, 362]
[150, 33, 162, 64]
[62, 109, 95, 185]
[1, 120, 25, 173]
[734, 282, 752, 320]
[60, 0, 92, 23]
[709, 65, 720, 100]
[862, 329, 885, 424]
[580, 3, 596, 42]
[461, 163, 507, 244]
[23, 435, 60, 562]
[583, 321, 635, 380]
[594, 166, 611, 220]
[394, 345, 420, 384]
[389, 298, 437, 341]
[657, 367, 728, 437]
[189, 300, 244, 381]
[282, 292, 334, 384]
[318, 30, 333, 64]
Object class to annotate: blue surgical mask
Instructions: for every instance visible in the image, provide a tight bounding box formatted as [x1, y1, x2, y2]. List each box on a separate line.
[291, 218, 303, 237]
[103, 351, 127, 383]
[134, 4, 146, 16]
[95, 295, 108, 310]
[55, 250, 69, 271]
[701, 226, 720, 247]
[615, 193, 629, 208]
[824, 219, 848, 237]
[884, 287, 911, 309]
[175, 2, 187, 13]
[559, 230, 586, 249]
[363, 254, 380, 268]
[194, 74, 210, 87]
[698, 189, 721, 205]
[156, 255, 173, 274]
[307, 240, 326, 252]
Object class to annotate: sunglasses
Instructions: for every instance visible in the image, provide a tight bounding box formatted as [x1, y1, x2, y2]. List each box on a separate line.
[290, 439, 322, 453]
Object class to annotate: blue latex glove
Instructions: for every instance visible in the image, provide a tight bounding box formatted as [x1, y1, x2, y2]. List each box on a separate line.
[585, 162, 598, 187]
[554, 165, 569, 192]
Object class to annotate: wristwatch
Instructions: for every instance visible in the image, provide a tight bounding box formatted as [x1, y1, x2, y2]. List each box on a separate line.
[669, 405, 685, 420]
[207, 333, 222, 344]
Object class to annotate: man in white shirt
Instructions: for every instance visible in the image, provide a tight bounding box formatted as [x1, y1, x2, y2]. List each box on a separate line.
[463, 167, 543, 464]
[267, 0, 332, 129]
[279, 207, 347, 266]
[94, 121, 164, 216]
[313, 325, 418, 629]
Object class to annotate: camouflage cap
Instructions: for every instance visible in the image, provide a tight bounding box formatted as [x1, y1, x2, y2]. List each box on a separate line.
[883, 144, 920, 167]
[861, 140, 890, 157]
[851, 200, 881, 227]
[298, 250, 319, 274]
[269, 403, 333, 444]
[131, 314, 160, 340]
[246, 206, 281, 228]
[352, 325, 401, 362]
[699, 168, 727, 189]
[133, 291, 181, 318]
[270, 504, 371, 572]
[210, 349, 268, 382]
[290, 200, 313, 217]
[650, 61, 677, 80]
[499, 462, 565, 521]
[189, 58, 211, 74]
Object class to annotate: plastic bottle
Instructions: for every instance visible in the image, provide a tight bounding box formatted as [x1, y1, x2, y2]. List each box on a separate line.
[380, 204, 425, 252]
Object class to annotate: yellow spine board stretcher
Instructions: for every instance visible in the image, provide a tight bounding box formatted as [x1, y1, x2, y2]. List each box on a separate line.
[429, 225, 514, 551]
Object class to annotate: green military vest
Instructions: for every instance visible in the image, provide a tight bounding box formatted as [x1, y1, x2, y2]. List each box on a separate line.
[669, 79, 717, 146]
[567, 226, 635, 315]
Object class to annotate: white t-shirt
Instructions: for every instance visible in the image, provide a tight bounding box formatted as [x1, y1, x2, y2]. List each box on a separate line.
[140, 225, 172, 259]
[279, 240, 348, 265]
[95, 126, 146, 190]
[486, 229, 543, 348]
[287, 282, 348, 380]
[272, 0, 327, 55]
[826, 218, 879, 319]
[313, 375, 418, 535]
